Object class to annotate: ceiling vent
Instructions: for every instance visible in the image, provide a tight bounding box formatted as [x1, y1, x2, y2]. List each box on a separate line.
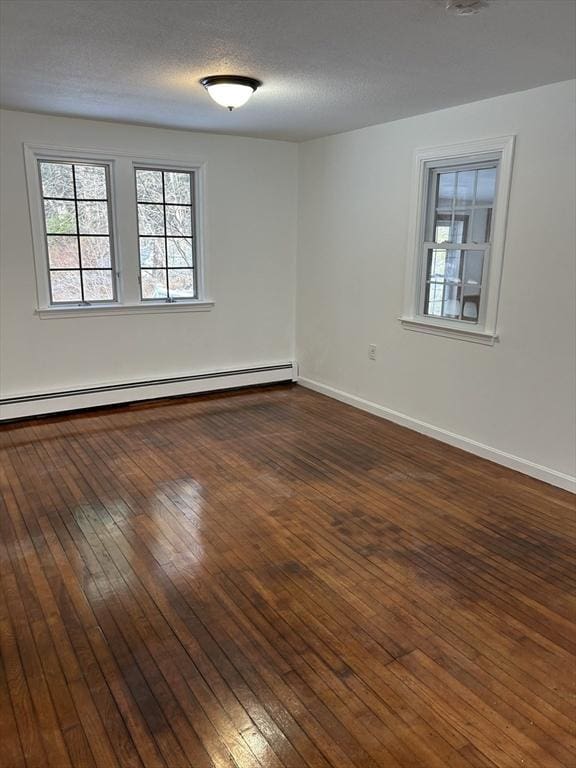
[445, 0, 489, 15]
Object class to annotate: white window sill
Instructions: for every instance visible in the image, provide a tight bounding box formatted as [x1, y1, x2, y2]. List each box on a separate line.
[399, 316, 499, 345]
[36, 300, 215, 319]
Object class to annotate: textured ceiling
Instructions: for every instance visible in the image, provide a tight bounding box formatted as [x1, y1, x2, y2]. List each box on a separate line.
[0, 0, 574, 141]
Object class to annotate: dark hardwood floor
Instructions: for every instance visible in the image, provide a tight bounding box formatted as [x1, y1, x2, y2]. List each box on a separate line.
[1, 383, 575, 768]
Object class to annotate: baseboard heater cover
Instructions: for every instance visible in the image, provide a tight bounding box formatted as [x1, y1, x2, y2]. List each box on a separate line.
[0, 362, 297, 421]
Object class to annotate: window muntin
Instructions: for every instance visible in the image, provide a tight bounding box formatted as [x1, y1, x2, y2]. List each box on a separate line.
[135, 168, 196, 301]
[39, 160, 115, 304]
[421, 161, 498, 323]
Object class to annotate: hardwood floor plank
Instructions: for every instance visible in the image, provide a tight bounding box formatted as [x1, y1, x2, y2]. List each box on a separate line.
[0, 613, 48, 768]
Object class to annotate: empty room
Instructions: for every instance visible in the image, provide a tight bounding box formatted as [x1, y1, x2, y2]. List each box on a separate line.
[0, 0, 575, 766]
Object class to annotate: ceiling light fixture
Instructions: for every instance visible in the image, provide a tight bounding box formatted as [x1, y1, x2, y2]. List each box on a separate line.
[200, 75, 262, 111]
[445, 0, 488, 15]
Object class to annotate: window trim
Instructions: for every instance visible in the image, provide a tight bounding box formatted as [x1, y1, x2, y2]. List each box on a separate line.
[400, 136, 515, 345]
[34, 300, 215, 319]
[24, 144, 212, 316]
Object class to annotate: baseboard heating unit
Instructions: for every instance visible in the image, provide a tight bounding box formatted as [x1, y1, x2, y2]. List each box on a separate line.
[0, 362, 297, 421]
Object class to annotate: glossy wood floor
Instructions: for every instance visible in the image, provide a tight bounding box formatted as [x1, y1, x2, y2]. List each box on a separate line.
[1, 384, 575, 768]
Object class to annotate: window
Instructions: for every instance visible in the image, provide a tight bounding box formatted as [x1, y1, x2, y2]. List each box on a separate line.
[39, 160, 115, 304]
[25, 146, 212, 317]
[401, 136, 515, 344]
[423, 162, 496, 323]
[135, 168, 196, 301]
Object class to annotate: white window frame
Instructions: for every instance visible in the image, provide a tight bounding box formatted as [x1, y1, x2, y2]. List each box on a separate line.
[24, 144, 213, 318]
[400, 136, 515, 345]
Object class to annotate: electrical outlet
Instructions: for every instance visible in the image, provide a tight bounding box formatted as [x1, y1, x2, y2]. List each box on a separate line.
[368, 344, 377, 360]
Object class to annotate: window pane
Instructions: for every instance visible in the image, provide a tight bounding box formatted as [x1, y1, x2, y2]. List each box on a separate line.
[80, 236, 111, 267]
[462, 294, 480, 321]
[454, 212, 472, 243]
[141, 268, 167, 299]
[44, 199, 76, 234]
[470, 207, 492, 243]
[83, 270, 114, 301]
[433, 214, 452, 243]
[138, 203, 164, 235]
[40, 162, 74, 198]
[47, 235, 79, 268]
[455, 170, 475, 207]
[50, 270, 81, 302]
[136, 170, 163, 202]
[139, 237, 166, 267]
[463, 250, 484, 287]
[434, 213, 470, 243]
[167, 237, 193, 267]
[426, 282, 461, 319]
[436, 172, 455, 209]
[476, 168, 497, 205]
[168, 268, 194, 298]
[462, 250, 482, 323]
[444, 250, 462, 282]
[443, 285, 461, 318]
[165, 205, 192, 236]
[425, 282, 444, 317]
[164, 172, 191, 204]
[428, 248, 446, 280]
[75, 165, 107, 200]
[77, 201, 109, 234]
[427, 249, 462, 283]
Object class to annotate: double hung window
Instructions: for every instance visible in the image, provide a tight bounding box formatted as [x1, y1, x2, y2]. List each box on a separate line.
[422, 161, 497, 324]
[401, 136, 515, 344]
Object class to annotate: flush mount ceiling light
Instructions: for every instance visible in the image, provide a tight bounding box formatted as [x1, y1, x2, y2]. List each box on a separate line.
[200, 75, 262, 111]
[445, 0, 489, 14]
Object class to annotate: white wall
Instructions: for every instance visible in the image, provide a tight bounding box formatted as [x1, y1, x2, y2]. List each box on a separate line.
[1, 82, 575, 488]
[297, 80, 576, 485]
[0, 110, 297, 397]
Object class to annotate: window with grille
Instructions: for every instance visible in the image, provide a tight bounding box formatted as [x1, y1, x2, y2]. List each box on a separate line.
[38, 160, 115, 304]
[25, 146, 210, 316]
[422, 161, 497, 323]
[135, 168, 196, 301]
[401, 137, 515, 344]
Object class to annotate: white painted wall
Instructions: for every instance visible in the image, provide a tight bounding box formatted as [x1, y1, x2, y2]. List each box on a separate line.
[0, 109, 297, 397]
[296, 80, 576, 484]
[1, 82, 575, 488]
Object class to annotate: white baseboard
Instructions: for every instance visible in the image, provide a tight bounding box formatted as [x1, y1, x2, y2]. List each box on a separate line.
[299, 377, 575, 494]
[0, 362, 297, 421]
